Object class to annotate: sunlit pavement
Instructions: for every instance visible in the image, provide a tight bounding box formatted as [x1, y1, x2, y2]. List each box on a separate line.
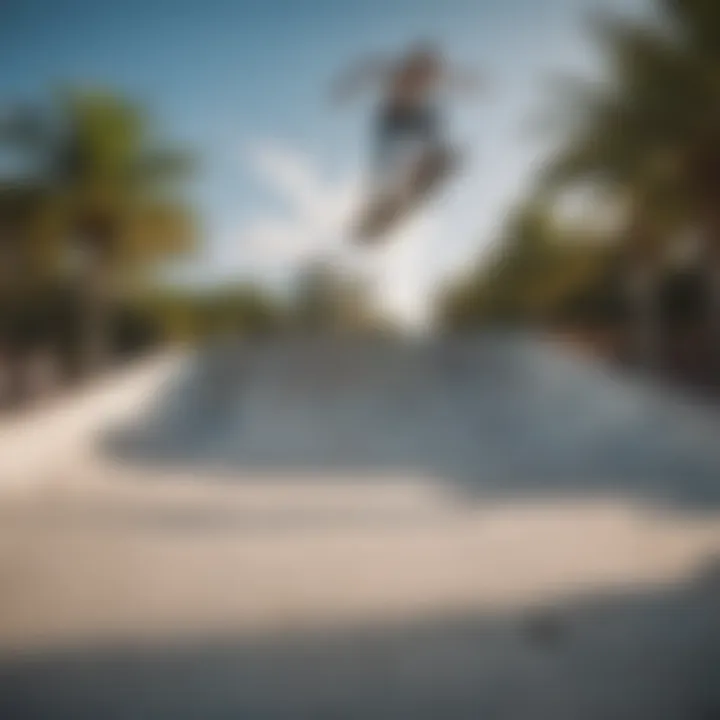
[1, 336, 719, 719]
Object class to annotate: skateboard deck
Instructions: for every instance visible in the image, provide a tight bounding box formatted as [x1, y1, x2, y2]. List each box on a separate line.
[354, 147, 455, 244]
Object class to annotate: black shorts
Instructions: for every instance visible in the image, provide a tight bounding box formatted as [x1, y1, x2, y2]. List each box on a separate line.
[376, 105, 439, 141]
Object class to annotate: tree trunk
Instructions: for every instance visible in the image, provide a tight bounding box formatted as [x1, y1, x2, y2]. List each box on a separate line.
[74, 212, 122, 378]
[689, 142, 720, 378]
[0, 238, 28, 409]
[624, 262, 661, 370]
[705, 215, 720, 377]
[79, 253, 113, 377]
[623, 206, 662, 372]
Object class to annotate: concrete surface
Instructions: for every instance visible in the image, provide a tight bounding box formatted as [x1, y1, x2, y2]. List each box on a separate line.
[1, 335, 719, 719]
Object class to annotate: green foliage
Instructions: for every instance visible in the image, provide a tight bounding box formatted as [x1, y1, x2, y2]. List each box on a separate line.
[138, 284, 286, 343]
[290, 260, 379, 334]
[1, 89, 197, 287]
[438, 201, 619, 330]
[543, 0, 720, 232]
[0, 88, 198, 377]
[444, 0, 720, 336]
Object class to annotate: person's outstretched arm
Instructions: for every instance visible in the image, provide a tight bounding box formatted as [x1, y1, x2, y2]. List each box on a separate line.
[330, 56, 391, 105]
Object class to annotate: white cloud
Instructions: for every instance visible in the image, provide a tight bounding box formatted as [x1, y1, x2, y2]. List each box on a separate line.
[234, 141, 357, 272]
[230, 139, 441, 329]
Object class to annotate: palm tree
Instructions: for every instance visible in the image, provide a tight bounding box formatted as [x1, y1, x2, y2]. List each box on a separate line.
[536, 7, 706, 369]
[661, 0, 720, 358]
[1, 90, 196, 374]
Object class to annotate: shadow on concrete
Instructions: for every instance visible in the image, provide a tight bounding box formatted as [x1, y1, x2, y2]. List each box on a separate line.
[2, 558, 719, 720]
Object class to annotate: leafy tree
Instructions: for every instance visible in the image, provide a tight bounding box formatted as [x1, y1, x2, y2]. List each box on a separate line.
[1, 90, 196, 374]
[438, 200, 617, 331]
[533, 0, 720, 365]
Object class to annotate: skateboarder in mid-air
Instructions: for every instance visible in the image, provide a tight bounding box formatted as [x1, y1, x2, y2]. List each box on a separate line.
[332, 41, 485, 241]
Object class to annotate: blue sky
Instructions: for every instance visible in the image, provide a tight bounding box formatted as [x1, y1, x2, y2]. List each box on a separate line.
[1, 0, 647, 325]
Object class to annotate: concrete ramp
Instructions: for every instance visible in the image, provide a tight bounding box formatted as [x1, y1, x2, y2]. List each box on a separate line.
[108, 335, 720, 509]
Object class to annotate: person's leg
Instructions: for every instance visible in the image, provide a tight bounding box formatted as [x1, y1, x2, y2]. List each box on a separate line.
[414, 104, 458, 182]
[372, 107, 406, 187]
[415, 104, 447, 157]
